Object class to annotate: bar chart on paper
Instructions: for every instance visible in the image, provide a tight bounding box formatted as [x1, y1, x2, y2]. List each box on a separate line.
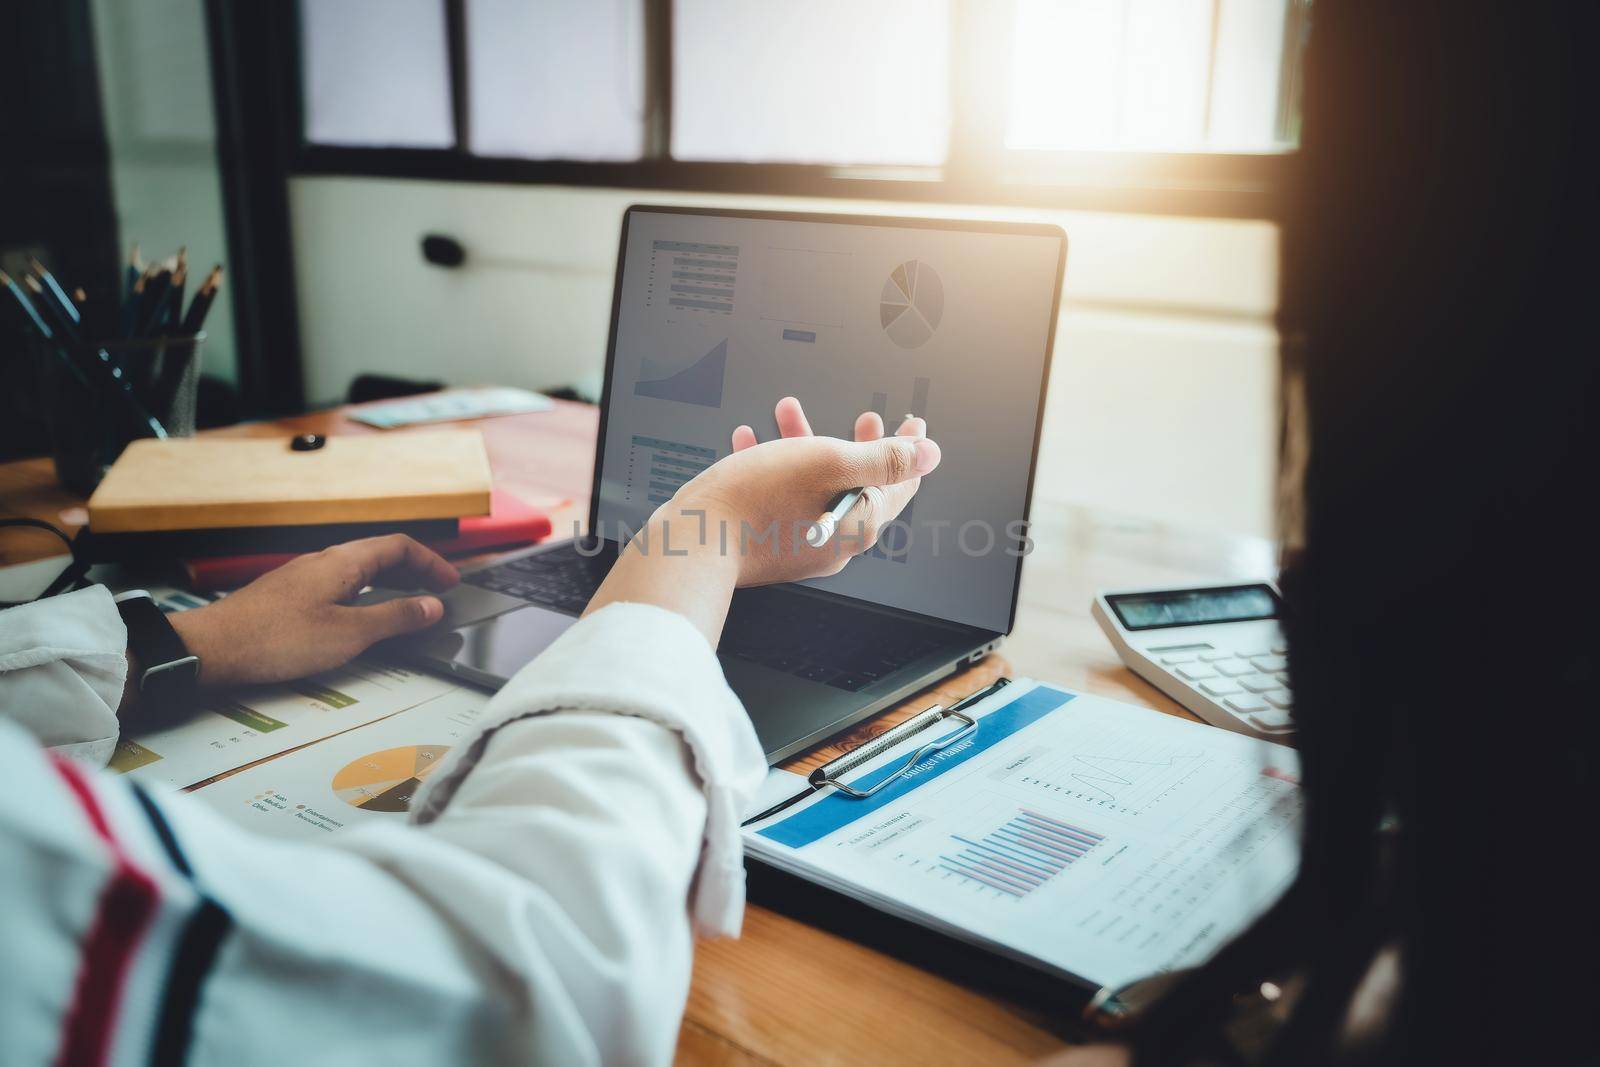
[938, 809, 1105, 899]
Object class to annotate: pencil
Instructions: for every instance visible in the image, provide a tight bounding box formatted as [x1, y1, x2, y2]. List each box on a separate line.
[126, 243, 143, 302]
[23, 275, 78, 341]
[165, 264, 187, 336]
[179, 265, 224, 335]
[123, 264, 154, 337]
[134, 266, 173, 337]
[28, 257, 80, 328]
[2, 269, 99, 392]
[1, 269, 54, 338]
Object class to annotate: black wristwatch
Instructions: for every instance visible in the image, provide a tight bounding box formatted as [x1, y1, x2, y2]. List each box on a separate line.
[115, 590, 201, 708]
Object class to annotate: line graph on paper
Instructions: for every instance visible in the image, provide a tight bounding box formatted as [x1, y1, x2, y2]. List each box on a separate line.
[1000, 729, 1214, 817]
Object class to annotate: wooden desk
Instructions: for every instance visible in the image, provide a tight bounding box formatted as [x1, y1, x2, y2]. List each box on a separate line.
[0, 397, 1279, 1064]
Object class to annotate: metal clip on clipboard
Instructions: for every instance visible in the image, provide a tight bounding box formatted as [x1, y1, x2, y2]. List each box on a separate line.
[742, 678, 1009, 826]
[809, 703, 978, 798]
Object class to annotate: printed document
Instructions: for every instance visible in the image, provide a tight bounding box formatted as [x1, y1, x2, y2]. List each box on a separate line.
[744, 679, 1301, 991]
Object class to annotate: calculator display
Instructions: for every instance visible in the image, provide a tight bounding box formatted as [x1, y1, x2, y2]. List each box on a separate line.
[1107, 585, 1279, 631]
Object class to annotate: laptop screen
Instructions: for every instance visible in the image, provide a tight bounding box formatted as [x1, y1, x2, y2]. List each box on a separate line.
[595, 208, 1065, 633]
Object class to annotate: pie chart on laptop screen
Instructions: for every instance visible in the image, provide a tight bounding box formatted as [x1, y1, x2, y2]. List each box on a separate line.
[879, 259, 944, 348]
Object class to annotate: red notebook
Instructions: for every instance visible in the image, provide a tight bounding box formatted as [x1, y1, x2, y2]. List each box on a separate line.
[182, 488, 553, 591]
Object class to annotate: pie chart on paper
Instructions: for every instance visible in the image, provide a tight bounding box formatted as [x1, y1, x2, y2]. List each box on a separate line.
[879, 260, 944, 348]
[331, 744, 451, 813]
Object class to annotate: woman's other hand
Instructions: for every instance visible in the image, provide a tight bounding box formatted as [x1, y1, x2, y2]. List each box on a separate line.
[169, 534, 459, 689]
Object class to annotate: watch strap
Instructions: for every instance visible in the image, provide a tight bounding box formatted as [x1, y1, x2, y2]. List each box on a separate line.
[114, 590, 200, 704]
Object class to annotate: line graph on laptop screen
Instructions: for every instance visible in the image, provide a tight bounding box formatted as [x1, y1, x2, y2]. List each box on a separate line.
[598, 209, 1064, 633]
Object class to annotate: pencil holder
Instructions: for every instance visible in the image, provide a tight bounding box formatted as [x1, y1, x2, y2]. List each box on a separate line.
[34, 332, 205, 496]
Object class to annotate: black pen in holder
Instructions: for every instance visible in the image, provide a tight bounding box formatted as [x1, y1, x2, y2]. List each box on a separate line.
[34, 332, 205, 495]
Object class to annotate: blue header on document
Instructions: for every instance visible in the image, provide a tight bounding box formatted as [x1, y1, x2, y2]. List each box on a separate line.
[758, 685, 1076, 850]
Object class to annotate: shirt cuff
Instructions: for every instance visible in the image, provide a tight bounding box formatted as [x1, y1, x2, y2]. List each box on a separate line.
[0, 584, 127, 760]
[408, 601, 768, 936]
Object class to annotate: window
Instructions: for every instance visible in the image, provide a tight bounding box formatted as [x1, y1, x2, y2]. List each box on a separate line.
[300, 0, 453, 148]
[1008, 0, 1294, 152]
[294, 0, 1309, 216]
[466, 0, 648, 161]
[671, 0, 952, 166]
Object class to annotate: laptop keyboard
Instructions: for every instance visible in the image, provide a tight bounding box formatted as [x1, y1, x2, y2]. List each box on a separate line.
[722, 591, 956, 692]
[463, 542, 614, 615]
[464, 544, 959, 693]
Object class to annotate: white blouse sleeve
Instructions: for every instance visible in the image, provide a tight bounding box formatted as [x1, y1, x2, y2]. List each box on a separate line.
[407, 600, 769, 935]
[332, 600, 769, 1061]
[0, 600, 768, 1067]
[0, 585, 126, 764]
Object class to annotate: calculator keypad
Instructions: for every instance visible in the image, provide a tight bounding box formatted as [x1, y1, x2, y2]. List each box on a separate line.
[1158, 644, 1294, 733]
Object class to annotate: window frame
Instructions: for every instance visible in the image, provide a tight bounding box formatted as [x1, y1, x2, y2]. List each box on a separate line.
[287, 0, 1300, 220]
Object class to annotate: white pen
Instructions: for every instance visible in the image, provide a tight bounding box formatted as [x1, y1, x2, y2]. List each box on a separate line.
[806, 487, 865, 547]
[808, 414, 921, 548]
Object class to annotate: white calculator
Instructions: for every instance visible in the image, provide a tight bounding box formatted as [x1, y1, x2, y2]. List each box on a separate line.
[1091, 582, 1294, 742]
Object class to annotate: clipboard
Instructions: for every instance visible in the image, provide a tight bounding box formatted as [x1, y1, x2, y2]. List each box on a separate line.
[741, 675, 1101, 1011]
[739, 676, 1304, 1004]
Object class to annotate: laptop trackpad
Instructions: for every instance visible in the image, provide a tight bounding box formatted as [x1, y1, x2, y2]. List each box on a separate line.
[357, 583, 528, 629]
[432, 605, 578, 684]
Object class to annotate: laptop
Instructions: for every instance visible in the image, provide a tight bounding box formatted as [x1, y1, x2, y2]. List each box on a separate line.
[388, 205, 1067, 763]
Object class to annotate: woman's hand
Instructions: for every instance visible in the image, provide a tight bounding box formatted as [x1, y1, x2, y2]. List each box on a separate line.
[583, 397, 940, 647]
[167, 534, 459, 690]
[707, 395, 937, 586]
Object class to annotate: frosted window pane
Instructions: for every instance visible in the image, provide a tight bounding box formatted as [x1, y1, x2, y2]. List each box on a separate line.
[301, 0, 454, 148]
[1118, 0, 1213, 148]
[1209, 0, 1289, 149]
[1007, 0, 1292, 152]
[672, 0, 951, 166]
[465, 0, 645, 161]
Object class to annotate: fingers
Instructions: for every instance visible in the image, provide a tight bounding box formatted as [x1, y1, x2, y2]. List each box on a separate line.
[739, 400, 896, 449]
[735, 397, 816, 450]
[343, 594, 446, 646]
[774, 396, 813, 438]
[896, 414, 926, 439]
[324, 534, 460, 598]
[833, 434, 941, 488]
